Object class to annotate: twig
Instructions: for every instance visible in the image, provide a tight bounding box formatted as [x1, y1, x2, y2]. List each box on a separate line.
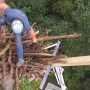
[15, 68, 19, 90]
[42, 43, 57, 50]
[13, 53, 55, 57]
[0, 42, 11, 57]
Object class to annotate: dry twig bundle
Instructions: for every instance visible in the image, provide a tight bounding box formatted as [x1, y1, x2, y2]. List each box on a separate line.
[0, 27, 81, 90]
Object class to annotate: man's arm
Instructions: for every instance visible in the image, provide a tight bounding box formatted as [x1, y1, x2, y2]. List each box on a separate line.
[28, 29, 37, 43]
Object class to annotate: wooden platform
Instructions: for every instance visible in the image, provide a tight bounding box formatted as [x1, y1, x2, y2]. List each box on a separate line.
[48, 55, 90, 67]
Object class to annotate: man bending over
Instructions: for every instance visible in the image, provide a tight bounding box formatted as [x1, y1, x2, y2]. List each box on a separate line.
[0, 2, 37, 67]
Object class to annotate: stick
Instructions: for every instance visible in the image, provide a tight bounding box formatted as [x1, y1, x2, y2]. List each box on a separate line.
[6, 30, 39, 39]
[13, 53, 55, 57]
[23, 34, 81, 44]
[42, 43, 57, 50]
[0, 42, 11, 57]
[15, 68, 19, 90]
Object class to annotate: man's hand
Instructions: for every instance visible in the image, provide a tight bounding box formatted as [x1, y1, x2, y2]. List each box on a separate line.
[32, 37, 37, 43]
[28, 29, 39, 50]
[28, 29, 37, 43]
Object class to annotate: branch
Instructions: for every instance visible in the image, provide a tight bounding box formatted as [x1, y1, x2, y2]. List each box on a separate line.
[0, 42, 11, 57]
[23, 33, 81, 44]
[15, 68, 19, 90]
[13, 53, 55, 58]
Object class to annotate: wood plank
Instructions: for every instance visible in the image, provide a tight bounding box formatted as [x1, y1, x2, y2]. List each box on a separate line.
[48, 55, 90, 67]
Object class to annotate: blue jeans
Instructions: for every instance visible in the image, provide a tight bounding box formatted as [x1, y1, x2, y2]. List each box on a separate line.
[15, 33, 23, 61]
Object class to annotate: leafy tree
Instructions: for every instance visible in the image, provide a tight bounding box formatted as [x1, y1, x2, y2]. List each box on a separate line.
[72, 1, 90, 55]
[0, 0, 90, 90]
[52, 0, 74, 20]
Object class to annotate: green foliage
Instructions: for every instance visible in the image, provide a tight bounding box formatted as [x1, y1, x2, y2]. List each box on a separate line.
[50, 20, 73, 36]
[52, 0, 74, 20]
[64, 66, 90, 90]
[0, 84, 4, 90]
[47, 74, 58, 85]
[72, 1, 90, 55]
[30, 0, 47, 17]
[83, 79, 90, 90]
[19, 78, 33, 90]
[30, 80, 41, 90]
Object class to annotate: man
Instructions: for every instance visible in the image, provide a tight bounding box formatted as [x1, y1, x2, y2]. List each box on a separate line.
[0, 2, 37, 67]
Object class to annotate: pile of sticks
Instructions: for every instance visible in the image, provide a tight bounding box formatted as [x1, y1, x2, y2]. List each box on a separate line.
[0, 26, 81, 90]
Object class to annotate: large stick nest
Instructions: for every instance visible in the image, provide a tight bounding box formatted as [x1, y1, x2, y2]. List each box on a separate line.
[0, 27, 67, 84]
